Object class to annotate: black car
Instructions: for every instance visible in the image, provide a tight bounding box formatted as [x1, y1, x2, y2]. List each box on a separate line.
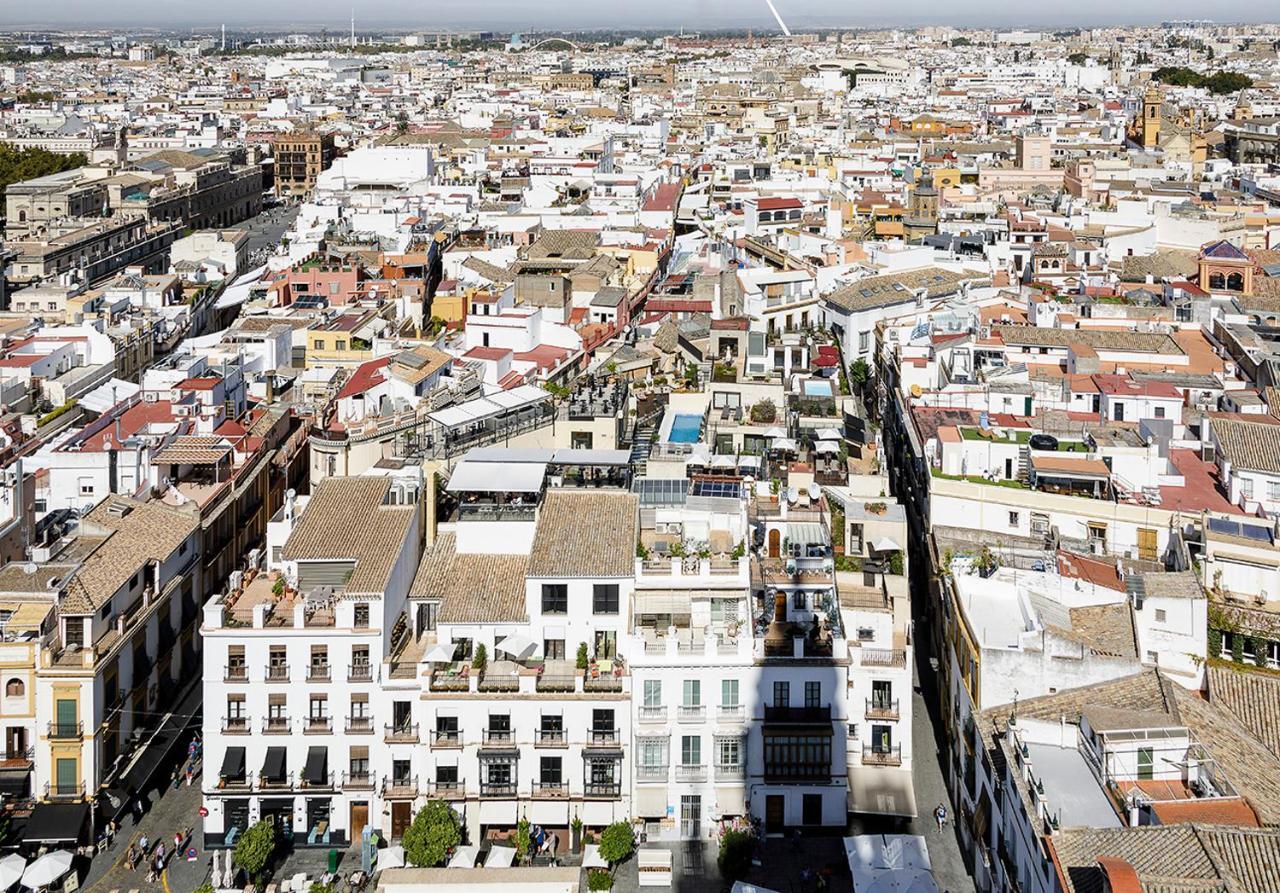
[1028, 433, 1058, 451]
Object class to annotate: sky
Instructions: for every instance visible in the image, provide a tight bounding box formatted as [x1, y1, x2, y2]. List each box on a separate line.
[5, 0, 1274, 30]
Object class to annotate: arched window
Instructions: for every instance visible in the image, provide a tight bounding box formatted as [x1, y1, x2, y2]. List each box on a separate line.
[1208, 272, 1226, 290]
[5, 678, 23, 697]
[1227, 272, 1245, 292]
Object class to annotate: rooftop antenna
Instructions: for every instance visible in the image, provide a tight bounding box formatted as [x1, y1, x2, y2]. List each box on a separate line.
[764, 0, 792, 37]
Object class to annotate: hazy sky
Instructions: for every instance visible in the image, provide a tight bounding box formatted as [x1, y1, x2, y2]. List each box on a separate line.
[5, 0, 1274, 30]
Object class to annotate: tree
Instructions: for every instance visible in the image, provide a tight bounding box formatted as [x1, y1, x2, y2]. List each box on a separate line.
[403, 800, 461, 867]
[849, 359, 871, 391]
[233, 821, 277, 882]
[1067, 52, 1088, 65]
[717, 830, 754, 882]
[472, 642, 487, 672]
[0, 144, 88, 196]
[749, 399, 777, 424]
[576, 641, 590, 670]
[515, 814, 532, 862]
[587, 868, 614, 891]
[598, 822, 635, 865]
[951, 37, 972, 47]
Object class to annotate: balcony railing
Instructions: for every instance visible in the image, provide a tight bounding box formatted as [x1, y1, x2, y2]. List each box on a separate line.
[45, 781, 86, 800]
[224, 664, 248, 682]
[584, 675, 623, 693]
[426, 780, 465, 799]
[382, 776, 418, 798]
[259, 771, 294, 790]
[307, 664, 331, 682]
[533, 780, 569, 798]
[47, 722, 82, 740]
[536, 674, 575, 692]
[677, 705, 706, 723]
[348, 663, 373, 682]
[346, 716, 374, 734]
[263, 716, 290, 734]
[483, 729, 515, 746]
[299, 771, 334, 790]
[715, 764, 746, 782]
[433, 729, 462, 748]
[863, 745, 903, 767]
[430, 672, 469, 692]
[479, 782, 517, 798]
[587, 729, 619, 747]
[385, 723, 420, 744]
[636, 764, 668, 781]
[638, 705, 667, 723]
[866, 698, 900, 721]
[478, 673, 520, 693]
[265, 664, 290, 682]
[222, 717, 250, 734]
[764, 705, 832, 725]
[304, 716, 332, 734]
[584, 782, 622, 799]
[675, 764, 707, 782]
[218, 774, 251, 791]
[717, 705, 745, 722]
[340, 771, 375, 790]
[536, 729, 567, 747]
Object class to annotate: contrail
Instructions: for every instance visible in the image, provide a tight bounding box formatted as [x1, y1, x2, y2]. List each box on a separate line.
[764, 0, 792, 36]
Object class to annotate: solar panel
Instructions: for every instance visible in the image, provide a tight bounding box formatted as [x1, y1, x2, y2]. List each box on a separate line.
[1207, 517, 1240, 537]
[692, 479, 742, 499]
[633, 478, 687, 507]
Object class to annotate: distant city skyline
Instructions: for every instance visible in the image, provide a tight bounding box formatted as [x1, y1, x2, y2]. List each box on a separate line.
[2, 0, 1276, 31]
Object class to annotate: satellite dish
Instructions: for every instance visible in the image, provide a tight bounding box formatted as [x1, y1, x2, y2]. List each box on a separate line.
[807, 482, 822, 499]
[786, 487, 799, 504]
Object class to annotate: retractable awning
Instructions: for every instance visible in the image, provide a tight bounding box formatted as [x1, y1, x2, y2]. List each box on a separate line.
[220, 747, 246, 780]
[304, 747, 328, 786]
[446, 460, 546, 493]
[22, 803, 89, 846]
[787, 522, 827, 546]
[263, 747, 287, 781]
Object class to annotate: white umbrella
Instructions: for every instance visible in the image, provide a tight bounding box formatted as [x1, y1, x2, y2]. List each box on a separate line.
[424, 643, 457, 663]
[210, 851, 221, 891]
[448, 845, 480, 868]
[379, 845, 406, 870]
[737, 454, 761, 468]
[485, 846, 516, 868]
[496, 634, 539, 660]
[872, 537, 901, 552]
[0, 854, 25, 891]
[583, 844, 608, 869]
[21, 851, 73, 889]
[772, 438, 798, 452]
[763, 427, 787, 439]
[816, 427, 843, 440]
[814, 440, 840, 454]
[710, 454, 736, 469]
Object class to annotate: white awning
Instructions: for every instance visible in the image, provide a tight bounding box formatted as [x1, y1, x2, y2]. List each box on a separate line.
[847, 767, 919, 818]
[816, 427, 843, 441]
[711, 455, 737, 469]
[424, 644, 456, 663]
[872, 537, 902, 552]
[814, 440, 840, 454]
[496, 634, 540, 660]
[583, 844, 608, 869]
[771, 438, 798, 452]
[715, 786, 747, 817]
[763, 427, 787, 439]
[446, 460, 546, 493]
[634, 787, 669, 818]
[633, 590, 693, 615]
[787, 522, 827, 546]
[551, 448, 632, 466]
[737, 455, 762, 469]
[477, 801, 517, 825]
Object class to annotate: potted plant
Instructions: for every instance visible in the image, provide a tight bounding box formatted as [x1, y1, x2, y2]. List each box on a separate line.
[570, 813, 584, 854]
[472, 643, 487, 673]
[515, 814, 532, 864]
[576, 642, 590, 672]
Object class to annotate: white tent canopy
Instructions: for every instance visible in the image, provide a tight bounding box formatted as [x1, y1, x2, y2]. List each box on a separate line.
[844, 835, 938, 893]
[763, 427, 787, 439]
[379, 846, 406, 871]
[424, 643, 457, 663]
[0, 854, 25, 891]
[771, 438, 798, 452]
[816, 427, 843, 441]
[582, 844, 608, 869]
[872, 537, 902, 552]
[814, 440, 840, 454]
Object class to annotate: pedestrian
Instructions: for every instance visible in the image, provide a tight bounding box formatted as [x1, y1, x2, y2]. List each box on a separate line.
[139, 833, 150, 854]
[934, 803, 948, 831]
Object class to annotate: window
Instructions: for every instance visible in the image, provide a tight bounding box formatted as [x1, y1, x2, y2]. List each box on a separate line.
[772, 681, 789, 708]
[683, 680, 701, 707]
[639, 737, 667, 768]
[543, 639, 565, 661]
[592, 584, 619, 614]
[858, 331, 871, 353]
[540, 756, 562, 785]
[681, 735, 702, 766]
[351, 694, 368, 718]
[335, 340, 347, 352]
[1241, 478, 1254, 500]
[227, 695, 245, 720]
[643, 680, 662, 708]
[721, 679, 739, 708]
[1154, 609, 1167, 623]
[805, 681, 821, 708]
[793, 591, 807, 610]
[353, 604, 370, 628]
[710, 599, 740, 624]
[717, 737, 742, 768]
[78, 477, 94, 496]
[5, 679, 23, 697]
[309, 695, 327, 719]
[1268, 481, 1280, 502]
[1008, 511, 1019, 527]
[1154, 406, 1165, 419]
[541, 584, 568, 614]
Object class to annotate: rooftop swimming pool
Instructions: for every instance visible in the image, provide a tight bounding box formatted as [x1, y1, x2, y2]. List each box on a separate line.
[803, 379, 834, 398]
[667, 413, 704, 443]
